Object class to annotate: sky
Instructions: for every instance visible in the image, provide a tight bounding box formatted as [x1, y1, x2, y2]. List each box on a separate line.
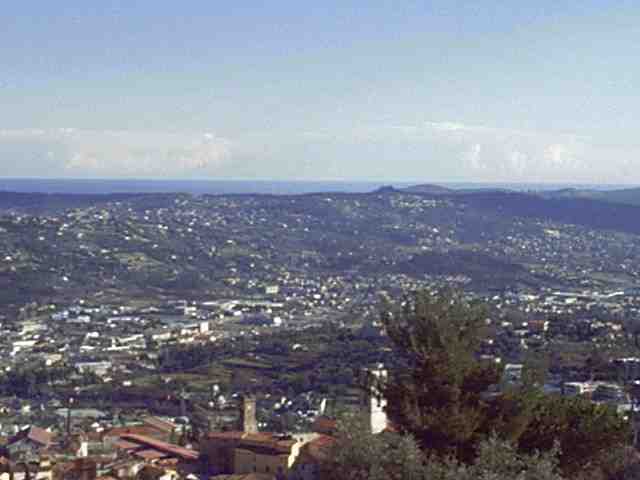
[1, 1, 640, 183]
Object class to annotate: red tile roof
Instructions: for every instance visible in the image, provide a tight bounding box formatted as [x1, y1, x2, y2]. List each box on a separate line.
[207, 431, 296, 454]
[120, 433, 198, 461]
[9, 426, 53, 447]
[134, 449, 168, 461]
[142, 416, 177, 433]
[113, 439, 141, 450]
[304, 435, 336, 462]
[105, 426, 167, 439]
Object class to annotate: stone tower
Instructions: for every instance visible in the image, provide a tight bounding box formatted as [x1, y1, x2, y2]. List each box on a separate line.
[240, 394, 258, 433]
[362, 366, 388, 434]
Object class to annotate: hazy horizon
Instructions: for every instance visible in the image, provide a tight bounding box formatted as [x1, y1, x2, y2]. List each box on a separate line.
[0, 177, 637, 197]
[2, 2, 640, 183]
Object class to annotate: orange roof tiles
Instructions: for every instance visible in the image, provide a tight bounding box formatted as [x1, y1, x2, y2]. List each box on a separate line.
[207, 431, 296, 454]
[304, 435, 336, 462]
[120, 433, 198, 461]
[105, 426, 166, 438]
[113, 439, 141, 450]
[134, 449, 168, 460]
[9, 426, 53, 447]
[142, 416, 177, 433]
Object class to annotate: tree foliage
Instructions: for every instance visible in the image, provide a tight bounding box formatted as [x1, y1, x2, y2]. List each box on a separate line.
[325, 413, 443, 480]
[380, 290, 632, 476]
[380, 291, 505, 459]
[324, 413, 566, 480]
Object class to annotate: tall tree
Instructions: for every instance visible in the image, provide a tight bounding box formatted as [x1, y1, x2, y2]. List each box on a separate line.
[380, 290, 631, 475]
[380, 291, 504, 460]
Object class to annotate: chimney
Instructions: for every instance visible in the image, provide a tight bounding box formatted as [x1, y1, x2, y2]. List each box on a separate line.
[240, 395, 258, 433]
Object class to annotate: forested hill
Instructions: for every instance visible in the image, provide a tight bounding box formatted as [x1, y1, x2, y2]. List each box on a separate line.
[446, 190, 640, 236]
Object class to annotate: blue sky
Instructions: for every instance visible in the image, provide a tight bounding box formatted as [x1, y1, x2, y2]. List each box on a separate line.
[2, 1, 640, 182]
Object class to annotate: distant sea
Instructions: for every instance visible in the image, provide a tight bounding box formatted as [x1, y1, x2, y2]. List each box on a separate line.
[0, 178, 635, 195]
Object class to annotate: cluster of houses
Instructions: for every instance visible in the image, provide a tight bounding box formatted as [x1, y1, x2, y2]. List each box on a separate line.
[0, 368, 391, 480]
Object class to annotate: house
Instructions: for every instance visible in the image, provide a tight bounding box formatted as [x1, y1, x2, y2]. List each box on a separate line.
[204, 431, 300, 478]
[7, 427, 53, 462]
[109, 433, 199, 478]
[74, 361, 112, 376]
[203, 396, 305, 477]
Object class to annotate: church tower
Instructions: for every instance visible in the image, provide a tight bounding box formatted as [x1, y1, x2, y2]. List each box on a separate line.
[240, 394, 258, 433]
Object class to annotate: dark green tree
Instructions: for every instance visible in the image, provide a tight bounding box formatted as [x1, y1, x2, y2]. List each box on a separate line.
[323, 413, 566, 480]
[380, 291, 504, 460]
[518, 392, 631, 477]
[323, 413, 428, 480]
[380, 290, 631, 475]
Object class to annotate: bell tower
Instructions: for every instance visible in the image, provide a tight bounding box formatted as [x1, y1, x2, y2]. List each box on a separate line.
[240, 394, 258, 433]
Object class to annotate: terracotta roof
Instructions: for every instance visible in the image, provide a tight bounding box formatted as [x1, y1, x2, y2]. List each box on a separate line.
[207, 431, 296, 454]
[303, 434, 336, 462]
[114, 439, 143, 450]
[120, 433, 198, 461]
[241, 433, 296, 453]
[142, 416, 177, 433]
[134, 449, 168, 461]
[9, 426, 53, 447]
[207, 431, 245, 440]
[104, 426, 167, 439]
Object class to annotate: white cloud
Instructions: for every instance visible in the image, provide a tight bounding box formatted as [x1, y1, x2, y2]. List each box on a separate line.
[463, 143, 484, 170]
[0, 129, 233, 178]
[1, 122, 639, 183]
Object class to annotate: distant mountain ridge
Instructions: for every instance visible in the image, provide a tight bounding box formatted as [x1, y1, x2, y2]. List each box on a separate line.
[399, 183, 640, 208]
[540, 187, 640, 207]
[400, 184, 456, 194]
[401, 183, 517, 196]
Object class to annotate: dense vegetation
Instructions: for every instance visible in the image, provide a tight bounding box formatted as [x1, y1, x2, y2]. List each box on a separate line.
[327, 291, 636, 479]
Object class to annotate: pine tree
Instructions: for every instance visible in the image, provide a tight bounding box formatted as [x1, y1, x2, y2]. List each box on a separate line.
[380, 290, 504, 460]
[380, 290, 631, 475]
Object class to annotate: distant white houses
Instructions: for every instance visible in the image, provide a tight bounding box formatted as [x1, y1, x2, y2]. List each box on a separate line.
[74, 361, 112, 376]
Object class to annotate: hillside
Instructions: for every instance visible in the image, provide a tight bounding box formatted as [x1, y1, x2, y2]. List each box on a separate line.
[1, 189, 640, 311]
